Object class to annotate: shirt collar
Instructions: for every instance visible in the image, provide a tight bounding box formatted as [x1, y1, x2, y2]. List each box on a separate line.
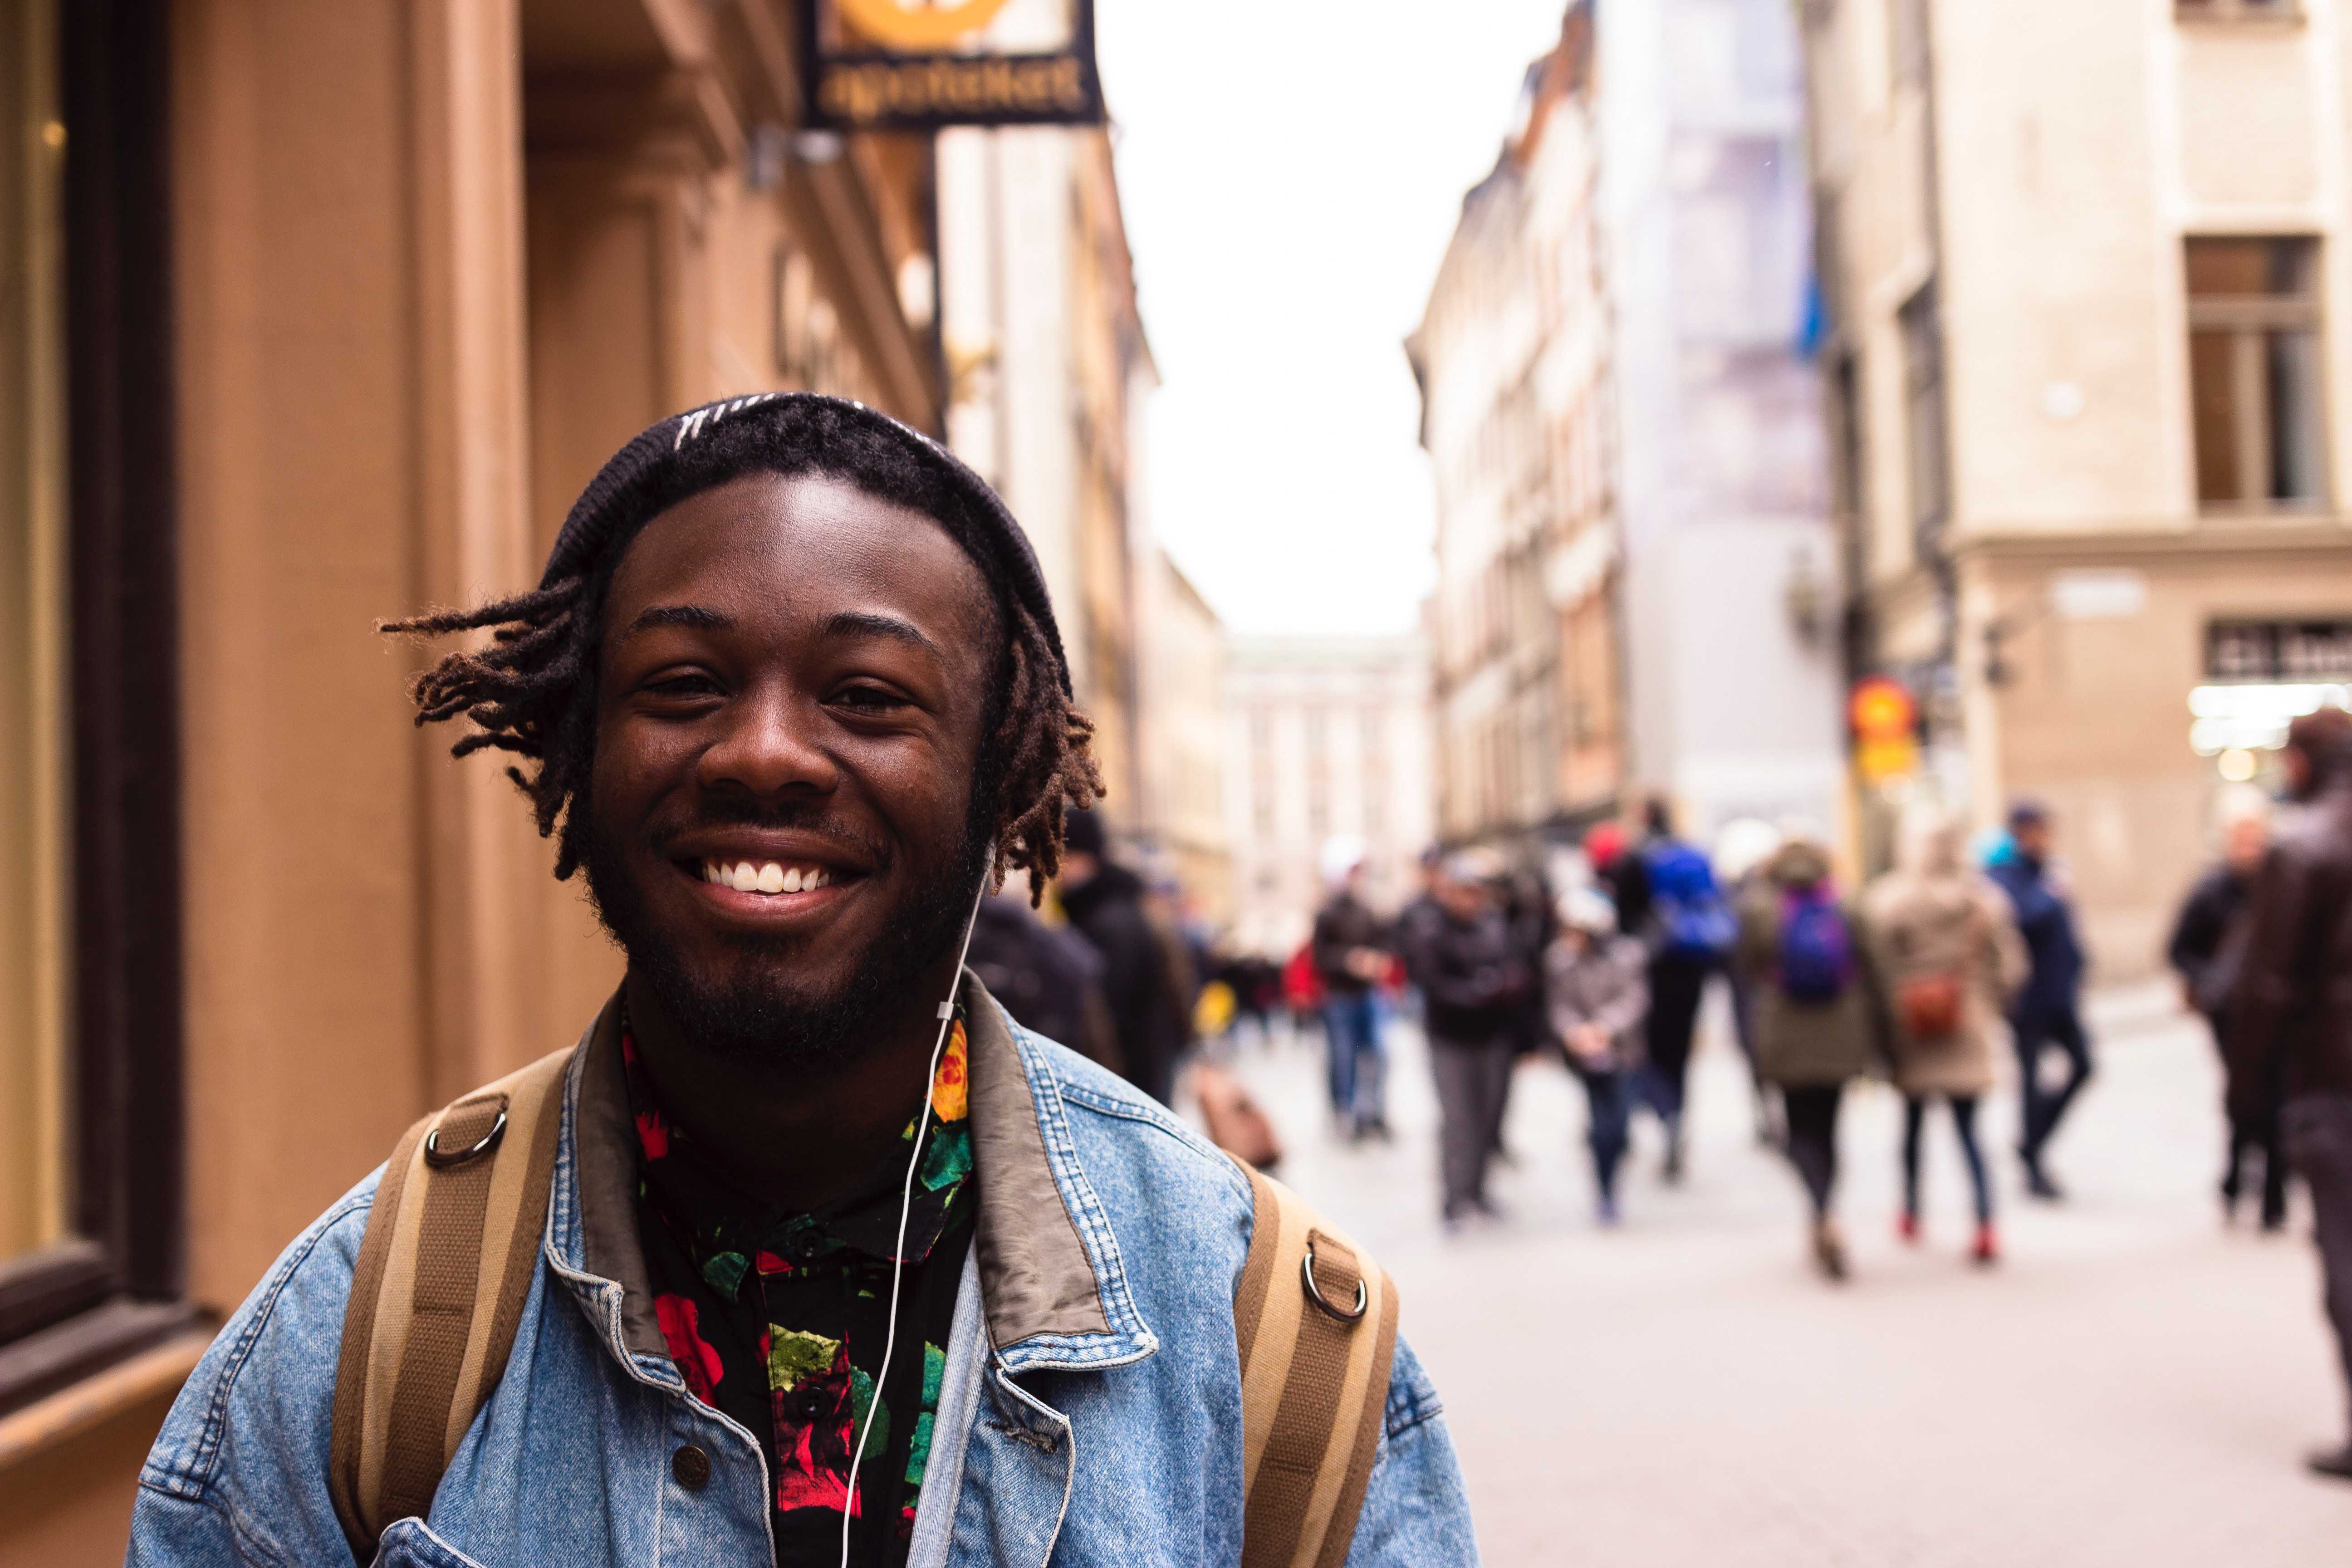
[552, 972, 1158, 1374]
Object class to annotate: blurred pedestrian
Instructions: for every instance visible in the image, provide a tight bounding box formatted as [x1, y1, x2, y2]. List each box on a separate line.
[1312, 838, 1394, 1141]
[1583, 819, 1630, 902]
[1738, 830, 1885, 1281]
[2171, 786, 2282, 1228]
[1987, 800, 2092, 1200]
[1402, 849, 1531, 1230]
[1057, 808, 1193, 1107]
[1866, 810, 2026, 1264]
[2226, 706, 2352, 1482]
[1716, 816, 1786, 1146]
[965, 885, 1123, 1075]
[1491, 866, 1556, 1167]
[1620, 795, 1736, 1181]
[1546, 888, 1648, 1226]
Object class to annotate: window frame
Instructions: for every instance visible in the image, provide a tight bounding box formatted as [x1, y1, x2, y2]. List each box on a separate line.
[0, 0, 192, 1416]
[2185, 235, 2329, 514]
[2176, 0, 2303, 23]
[1898, 280, 1950, 553]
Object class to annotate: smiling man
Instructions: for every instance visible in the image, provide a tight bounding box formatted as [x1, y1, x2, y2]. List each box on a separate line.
[127, 396, 1475, 1568]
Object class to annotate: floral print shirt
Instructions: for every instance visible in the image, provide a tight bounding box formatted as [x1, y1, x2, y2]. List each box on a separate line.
[622, 1014, 976, 1567]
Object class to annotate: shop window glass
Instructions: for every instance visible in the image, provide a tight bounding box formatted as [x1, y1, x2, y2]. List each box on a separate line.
[0, 0, 69, 1269]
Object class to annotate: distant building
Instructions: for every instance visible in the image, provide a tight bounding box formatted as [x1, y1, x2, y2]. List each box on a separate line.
[939, 126, 1155, 822]
[1600, 0, 1842, 842]
[1410, 5, 1626, 856]
[1410, 0, 1842, 864]
[1225, 637, 1435, 957]
[1137, 550, 1232, 921]
[1802, 0, 2352, 969]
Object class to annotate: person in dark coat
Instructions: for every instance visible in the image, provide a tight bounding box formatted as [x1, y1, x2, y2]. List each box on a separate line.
[2169, 789, 2279, 1227]
[2227, 707, 2352, 1481]
[1987, 799, 2091, 1200]
[1401, 850, 1529, 1229]
[1056, 808, 1191, 1107]
[965, 885, 1122, 1075]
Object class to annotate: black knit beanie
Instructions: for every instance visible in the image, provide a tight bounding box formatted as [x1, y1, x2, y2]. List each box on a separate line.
[539, 392, 1072, 697]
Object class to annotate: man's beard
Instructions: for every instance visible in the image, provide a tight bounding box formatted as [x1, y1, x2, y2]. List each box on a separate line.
[580, 794, 989, 1070]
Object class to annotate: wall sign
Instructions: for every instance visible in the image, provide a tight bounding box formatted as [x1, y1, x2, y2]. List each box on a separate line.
[2207, 618, 2352, 683]
[803, 0, 1104, 131]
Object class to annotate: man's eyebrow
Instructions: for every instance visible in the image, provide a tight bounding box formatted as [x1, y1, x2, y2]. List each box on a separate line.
[622, 603, 734, 637]
[824, 610, 941, 657]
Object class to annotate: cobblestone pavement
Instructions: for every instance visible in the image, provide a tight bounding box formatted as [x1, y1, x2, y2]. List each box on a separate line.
[1214, 984, 2352, 1566]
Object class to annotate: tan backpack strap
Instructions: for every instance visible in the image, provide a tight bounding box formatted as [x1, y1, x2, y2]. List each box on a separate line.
[329, 1046, 572, 1560]
[1234, 1160, 1401, 1568]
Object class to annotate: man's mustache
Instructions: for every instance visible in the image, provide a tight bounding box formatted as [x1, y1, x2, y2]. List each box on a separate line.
[649, 796, 892, 872]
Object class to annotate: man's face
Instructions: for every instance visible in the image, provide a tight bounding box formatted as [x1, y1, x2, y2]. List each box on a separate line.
[1436, 875, 1486, 920]
[2013, 818, 2052, 861]
[582, 471, 998, 1063]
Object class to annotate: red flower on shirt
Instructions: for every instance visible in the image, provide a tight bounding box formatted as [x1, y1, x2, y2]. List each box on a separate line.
[635, 1107, 670, 1161]
[655, 1293, 722, 1403]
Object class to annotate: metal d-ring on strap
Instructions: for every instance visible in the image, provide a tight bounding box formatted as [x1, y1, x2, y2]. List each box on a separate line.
[423, 1106, 508, 1168]
[1300, 1237, 1368, 1323]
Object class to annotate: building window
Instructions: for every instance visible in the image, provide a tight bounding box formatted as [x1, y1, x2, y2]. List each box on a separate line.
[1899, 282, 1949, 542]
[0, 0, 191, 1410]
[2176, 0, 2300, 20]
[1890, 0, 1931, 85]
[2187, 237, 2326, 510]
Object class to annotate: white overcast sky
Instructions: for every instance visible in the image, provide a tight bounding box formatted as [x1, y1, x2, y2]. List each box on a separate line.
[1093, 1, 1571, 638]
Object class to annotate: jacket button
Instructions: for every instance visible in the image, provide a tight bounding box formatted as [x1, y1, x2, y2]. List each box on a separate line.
[672, 1444, 711, 1491]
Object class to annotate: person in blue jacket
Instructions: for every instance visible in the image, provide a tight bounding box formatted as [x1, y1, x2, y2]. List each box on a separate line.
[1986, 799, 2091, 1200]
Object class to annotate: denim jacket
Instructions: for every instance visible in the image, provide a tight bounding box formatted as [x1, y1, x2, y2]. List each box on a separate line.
[128, 976, 1477, 1567]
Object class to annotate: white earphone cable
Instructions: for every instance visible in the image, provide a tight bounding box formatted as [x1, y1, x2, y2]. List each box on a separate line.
[839, 850, 992, 1568]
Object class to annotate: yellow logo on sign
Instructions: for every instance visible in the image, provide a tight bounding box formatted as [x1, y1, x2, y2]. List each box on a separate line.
[835, 0, 1019, 50]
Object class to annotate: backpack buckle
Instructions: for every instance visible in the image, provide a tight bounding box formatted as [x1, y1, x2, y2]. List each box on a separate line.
[1300, 1236, 1368, 1323]
[424, 1105, 509, 1167]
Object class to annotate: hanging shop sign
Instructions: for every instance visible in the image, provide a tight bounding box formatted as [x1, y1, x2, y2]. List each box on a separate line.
[803, 0, 1104, 131]
[1849, 675, 1920, 785]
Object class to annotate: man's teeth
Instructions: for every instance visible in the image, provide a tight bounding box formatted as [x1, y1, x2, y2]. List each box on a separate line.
[700, 859, 833, 894]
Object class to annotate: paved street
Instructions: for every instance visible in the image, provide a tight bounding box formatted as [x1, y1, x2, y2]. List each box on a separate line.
[1216, 985, 2352, 1565]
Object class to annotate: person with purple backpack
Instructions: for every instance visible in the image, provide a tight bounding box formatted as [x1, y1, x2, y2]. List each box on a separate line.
[1736, 828, 1890, 1281]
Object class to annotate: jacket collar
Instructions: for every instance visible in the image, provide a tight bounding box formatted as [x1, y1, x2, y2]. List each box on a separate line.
[546, 973, 1158, 1376]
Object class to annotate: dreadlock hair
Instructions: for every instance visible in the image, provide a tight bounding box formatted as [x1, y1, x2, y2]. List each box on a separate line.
[381, 395, 1102, 900]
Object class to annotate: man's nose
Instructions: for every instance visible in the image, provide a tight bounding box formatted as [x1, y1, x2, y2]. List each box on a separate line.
[696, 687, 839, 797]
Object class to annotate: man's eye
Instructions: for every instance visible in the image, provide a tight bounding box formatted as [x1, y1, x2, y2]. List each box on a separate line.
[644, 672, 721, 699]
[833, 684, 909, 712]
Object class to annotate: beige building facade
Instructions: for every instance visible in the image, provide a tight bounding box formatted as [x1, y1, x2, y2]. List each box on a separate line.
[1137, 549, 1232, 921]
[1224, 637, 1436, 959]
[1803, 0, 2352, 970]
[937, 121, 1155, 828]
[1411, 7, 1627, 857]
[0, 0, 945, 1558]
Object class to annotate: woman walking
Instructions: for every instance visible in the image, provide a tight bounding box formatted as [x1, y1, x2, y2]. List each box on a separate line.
[1546, 889, 1649, 1226]
[1738, 830, 1887, 1281]
[1866, 811, 2027, 1263]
